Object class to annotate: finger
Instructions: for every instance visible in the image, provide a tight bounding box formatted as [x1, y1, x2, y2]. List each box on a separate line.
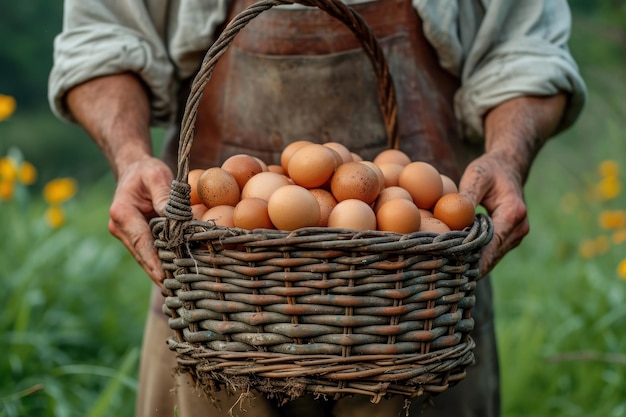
[480, 214, 529, 276]
[108, 208, 165, 286]
[458, 163, 492, 209]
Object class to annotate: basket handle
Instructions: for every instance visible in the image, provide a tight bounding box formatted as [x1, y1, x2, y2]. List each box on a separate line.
[175, 0, 399, 185]
[162, 0, 400, 246]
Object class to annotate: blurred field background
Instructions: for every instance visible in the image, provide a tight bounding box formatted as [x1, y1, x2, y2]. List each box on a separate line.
[1, 1, 625, 416]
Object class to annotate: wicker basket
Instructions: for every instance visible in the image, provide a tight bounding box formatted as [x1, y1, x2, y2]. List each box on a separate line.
[151, 0, 494, 405]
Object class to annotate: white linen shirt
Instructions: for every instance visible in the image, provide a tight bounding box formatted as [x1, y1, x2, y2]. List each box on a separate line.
[48, 0, 587, 142]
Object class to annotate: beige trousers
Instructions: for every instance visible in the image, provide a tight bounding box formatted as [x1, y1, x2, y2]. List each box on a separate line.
[136, 279, 499, 417]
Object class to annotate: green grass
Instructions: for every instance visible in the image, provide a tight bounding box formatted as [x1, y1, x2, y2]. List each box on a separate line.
[1, 9, 625, 417]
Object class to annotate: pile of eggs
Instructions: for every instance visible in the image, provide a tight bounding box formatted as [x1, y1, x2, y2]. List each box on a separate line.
[188, 141, 476, 234]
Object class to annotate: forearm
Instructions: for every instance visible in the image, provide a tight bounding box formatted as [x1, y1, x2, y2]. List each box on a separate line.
[65, 72, 153, 179]
[483, 94, 568, 183]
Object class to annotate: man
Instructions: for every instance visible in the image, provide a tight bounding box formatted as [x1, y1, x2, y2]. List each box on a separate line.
[49, 1, 586, 416]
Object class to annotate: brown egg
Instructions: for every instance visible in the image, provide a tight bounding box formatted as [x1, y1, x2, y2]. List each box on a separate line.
[267, 185, 320, 231]
[376, 198, 421, 234]
[221, 154, 264, 190]
[253, 156, 268, 172]
[441, 174, 459, 195]
[197, 167, 241, 208]
[233, 197, 273, 230]
[323, 142, 353, 165]
[191, 203, 208, 220]
[310, 188, 338, 227]
[373, 149, 412, 167]
[398, 161, 443, 209]
[241, 171, 291, 201]
[419, 217, 451, 234]
[280, 140, 313, 175]
[267, 164, 286, 175]
[288, 143, 338, 188]
[187, 168, 205, 205]
[433, 192, 476, 230]
[359, 161, 385, 192]
[201, 204, 235, 227]
[373, 186, 413, 213]
[377, 163, 404, 188]
[350, 152, 363, 162]
[327, 199, 377, 231]
[330, 161, 381, 204]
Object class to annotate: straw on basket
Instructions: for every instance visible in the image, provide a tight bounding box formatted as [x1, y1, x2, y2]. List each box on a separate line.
[151, 0, 494, 405]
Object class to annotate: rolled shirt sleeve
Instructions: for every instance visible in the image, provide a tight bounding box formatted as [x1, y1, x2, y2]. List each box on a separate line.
[49, 1, 176, 126]
[49, 0, 229, 127]
[415, 0, 587, 142]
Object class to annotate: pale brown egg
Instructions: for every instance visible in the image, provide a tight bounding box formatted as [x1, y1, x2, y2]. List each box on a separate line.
[323, 142, 353, 165]
[441, 174, 459, 195]
[376, 198, 421, 234]
[197, 167, 241, 208]
[350, 152, 363, 162]
[373, 186, 413, 213]
[267, 185, 321, 231]
[241, 171, 291, 201]
[419, 217, 451, 234]
[377, 163, 404, 188]
[310, 188, 338, 227]
[330, 161, 381, 205]
[280, 140, 313, 175]
[419, 208, 434, 219]
[201, 204, 235, 227]
[187, 168, 205, 206]
[373, 149, 412, 167]
[233, 197, 273, 230]
[398, 161, 443, 209]
[432, 192, 476, 231]
[288, 143, 338, 188]
[267, 164, 286, 175]
[327, 199, 377, 231]
[221, 154, 264, 190]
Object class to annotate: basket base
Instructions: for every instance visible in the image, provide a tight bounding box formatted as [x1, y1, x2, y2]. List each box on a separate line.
[168, 336, 476, 405]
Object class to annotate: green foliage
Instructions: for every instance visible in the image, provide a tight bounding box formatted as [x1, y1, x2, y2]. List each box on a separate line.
[0, 183, 150, 416]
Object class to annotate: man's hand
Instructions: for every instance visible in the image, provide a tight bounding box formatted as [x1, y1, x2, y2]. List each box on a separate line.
[459, 93, 568, 276]
[108, 157, 173, 286]
[66, 73, 171, 285]
[459, 151, 529, 276]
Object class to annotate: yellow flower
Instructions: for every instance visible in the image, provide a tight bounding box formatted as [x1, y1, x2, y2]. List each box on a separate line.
[43, 178, 78, 205]
[0, 157, 18, 182]
[45, 205, 65, 228]
[0, 179, 14, 201]
[618, 259, 626, 280]
[596, 176, 621, 201]
[598, 210, 626, 230]
[612, 229, 626, 245]
[0, 94, 16, 121]
[594, 235, 610, 255]
[18, 161, 37, 185]
[598, 160, 619, 178]
[578, 239, 597, 259]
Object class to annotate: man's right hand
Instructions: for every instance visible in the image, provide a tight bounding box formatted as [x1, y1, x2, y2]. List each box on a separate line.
[66, 73, 171, 286]
[107, 156, 173, 286]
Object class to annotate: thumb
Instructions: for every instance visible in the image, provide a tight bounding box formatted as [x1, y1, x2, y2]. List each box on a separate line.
[152, 184, 171, 217]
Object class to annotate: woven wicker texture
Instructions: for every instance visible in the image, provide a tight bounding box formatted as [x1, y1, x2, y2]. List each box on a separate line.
[151, 0, 494, 404]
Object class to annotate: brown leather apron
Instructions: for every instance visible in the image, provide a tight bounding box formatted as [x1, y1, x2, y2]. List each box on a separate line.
[163, 0, 479, 183]
[151, 2, 499, 416]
